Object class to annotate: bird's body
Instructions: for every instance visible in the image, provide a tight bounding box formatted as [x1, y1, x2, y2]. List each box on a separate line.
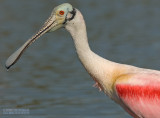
[66, 10, 160, 118]
[6, 3, 160, 118]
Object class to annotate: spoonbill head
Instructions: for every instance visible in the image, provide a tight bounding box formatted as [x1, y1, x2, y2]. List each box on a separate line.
[5, 3, 76, 69]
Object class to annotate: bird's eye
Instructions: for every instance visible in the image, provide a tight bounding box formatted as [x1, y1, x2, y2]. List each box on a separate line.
[59, 10, 65, 15]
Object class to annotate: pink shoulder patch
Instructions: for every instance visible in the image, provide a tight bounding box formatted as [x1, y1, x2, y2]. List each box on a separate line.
[116, 84, 160, 118]
[116, 85, 160, 99]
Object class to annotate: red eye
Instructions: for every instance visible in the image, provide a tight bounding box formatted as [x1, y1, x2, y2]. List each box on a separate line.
[59, 10, 64, 15]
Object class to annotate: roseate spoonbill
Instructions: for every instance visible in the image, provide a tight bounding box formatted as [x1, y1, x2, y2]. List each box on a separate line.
[5, 3, 160, 118]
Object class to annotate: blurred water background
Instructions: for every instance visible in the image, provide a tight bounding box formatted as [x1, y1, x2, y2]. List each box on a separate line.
[1, 0, 160, 118]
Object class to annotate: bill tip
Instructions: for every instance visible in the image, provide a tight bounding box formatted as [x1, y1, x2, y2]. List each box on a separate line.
[5, 65, 10, 70]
